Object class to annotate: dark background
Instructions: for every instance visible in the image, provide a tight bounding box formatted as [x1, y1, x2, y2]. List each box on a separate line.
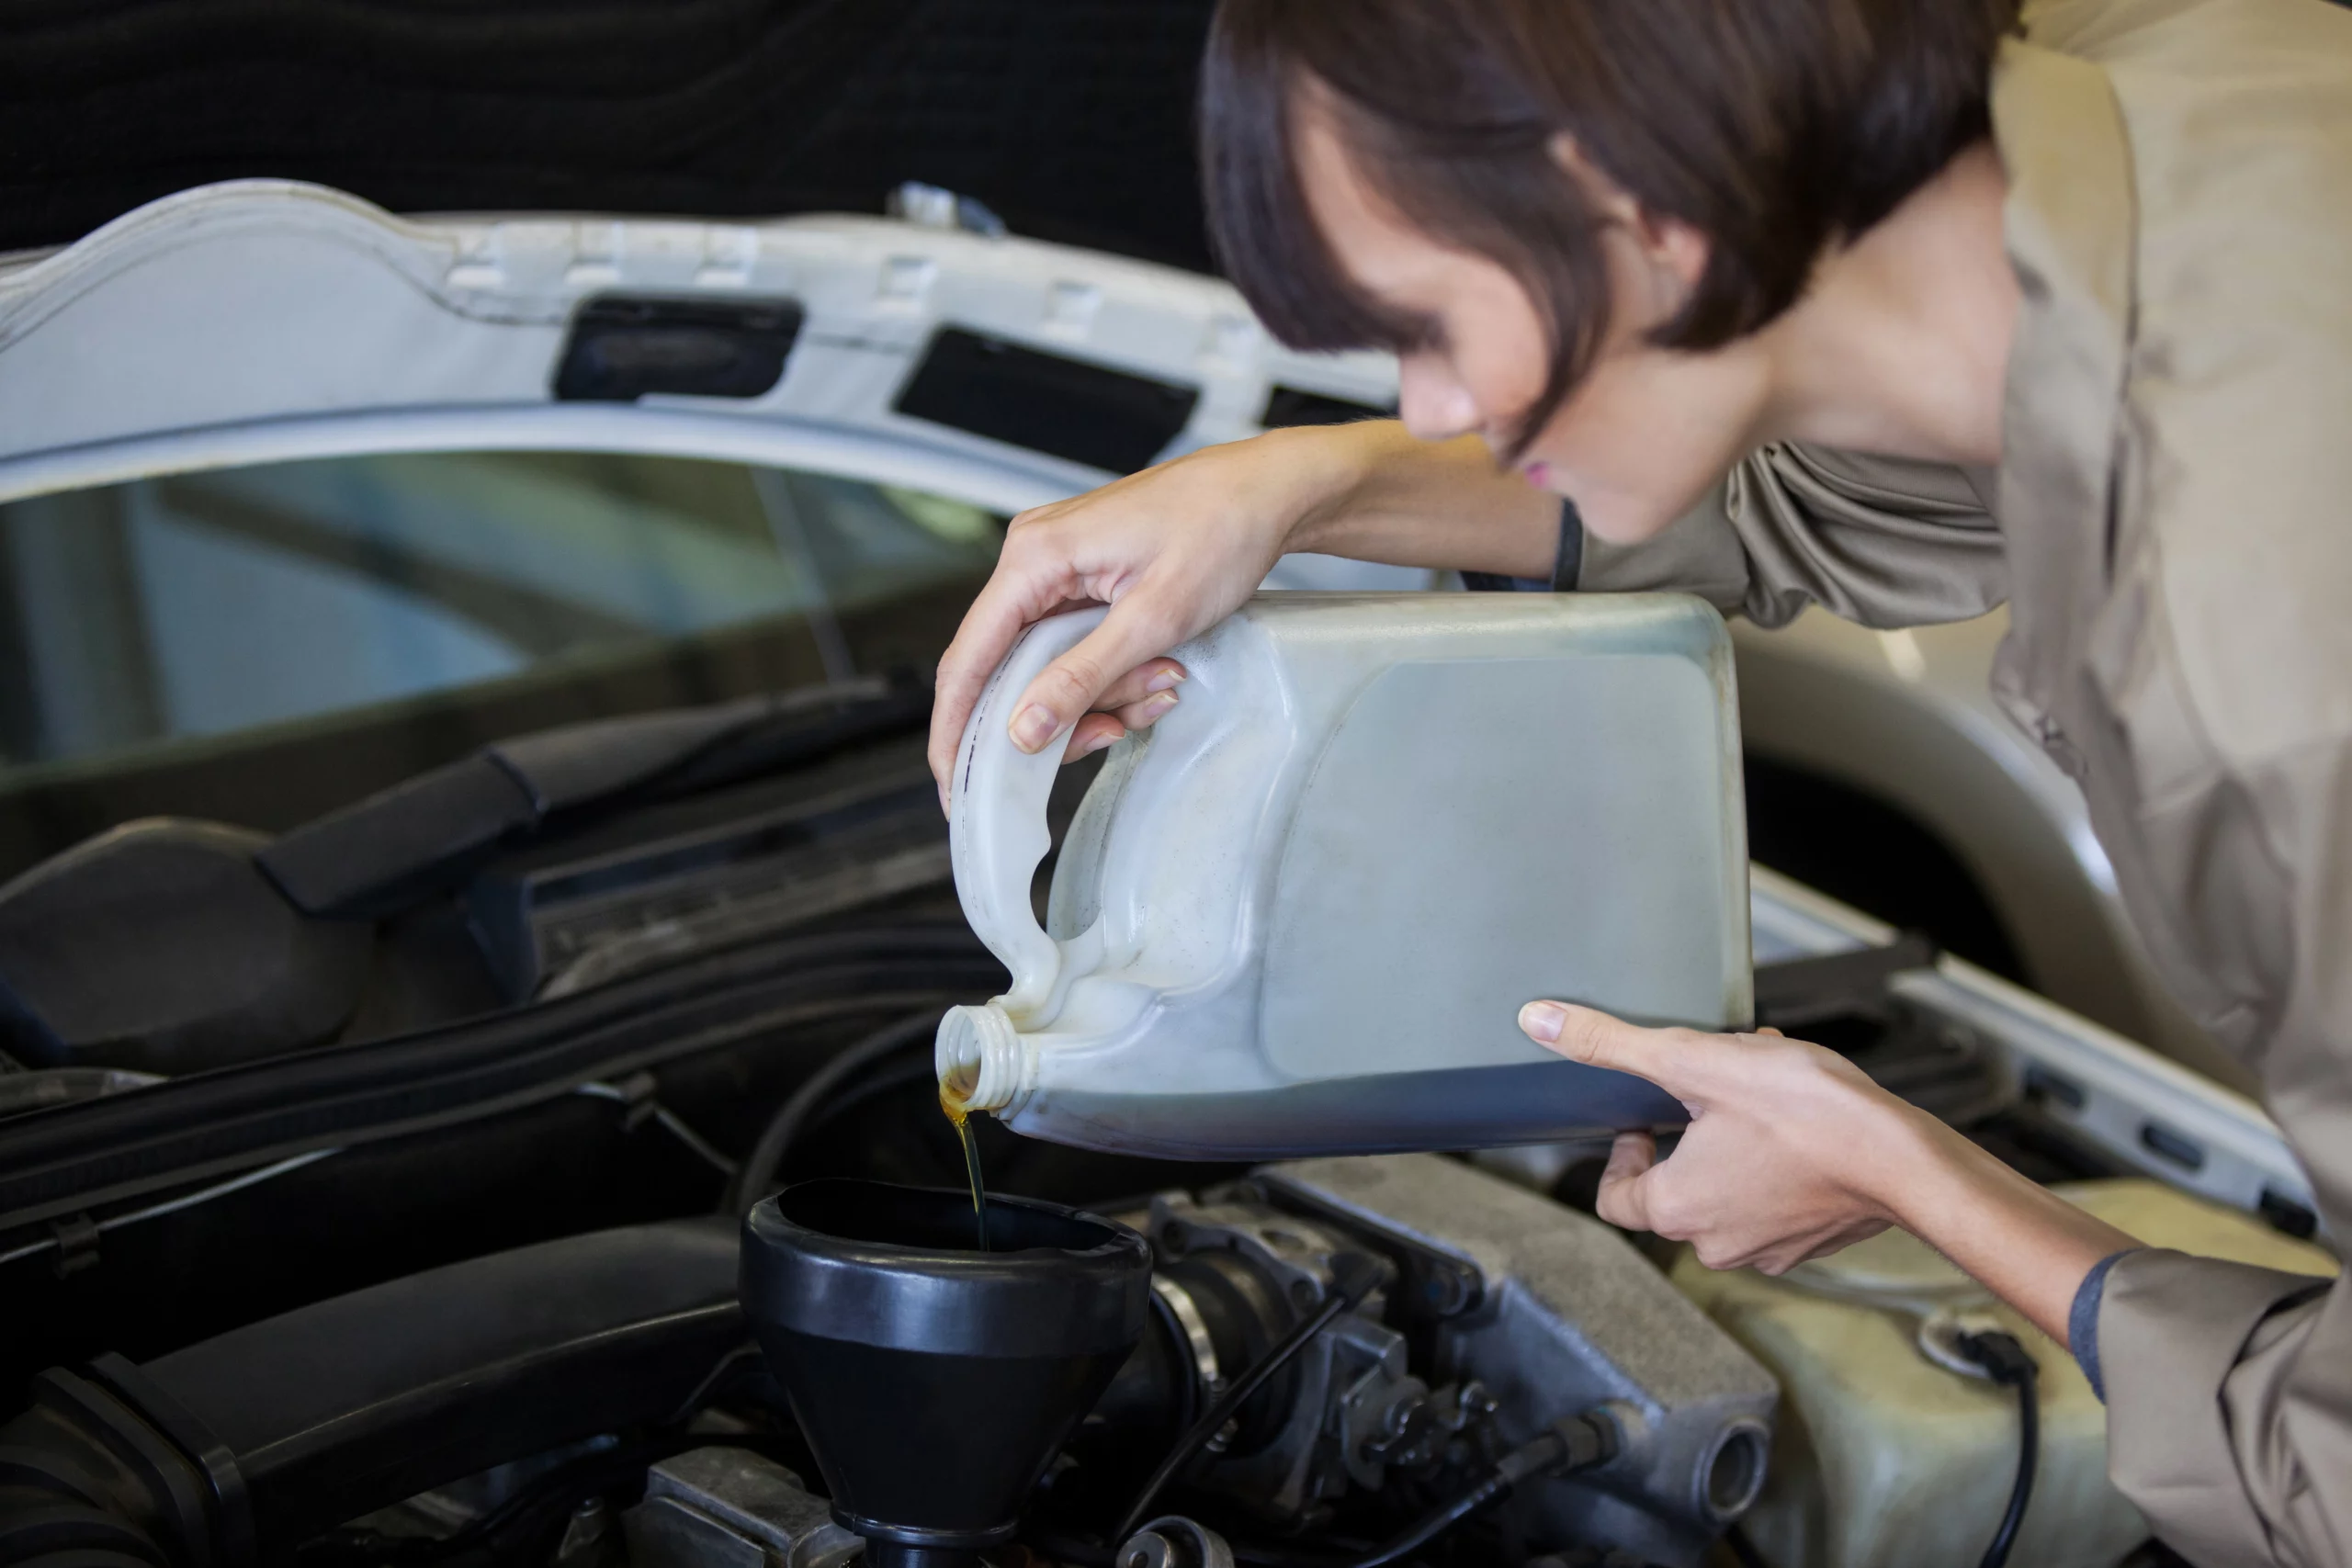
[0, 0, 1221, 267]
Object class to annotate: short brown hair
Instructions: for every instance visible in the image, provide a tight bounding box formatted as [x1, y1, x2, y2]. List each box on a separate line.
[1202, 0, 2018, 451]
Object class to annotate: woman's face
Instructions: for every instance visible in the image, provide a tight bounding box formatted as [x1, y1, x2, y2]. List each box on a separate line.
[1294, 101, 1772, 545]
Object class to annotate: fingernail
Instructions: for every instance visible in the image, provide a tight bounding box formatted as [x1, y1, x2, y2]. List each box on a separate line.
[1146, 668, 1187, 694]
[1075, 728, 1122, 759]
[1520, 1000, 1567, 1044]
[1140, 690, 1180, 720]
[1012, 704, 1058, 752]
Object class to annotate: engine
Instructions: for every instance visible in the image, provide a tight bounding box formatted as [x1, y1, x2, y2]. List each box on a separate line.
[0, 1153, 1771, 1568]
[1097, 1156, 1774, 1563]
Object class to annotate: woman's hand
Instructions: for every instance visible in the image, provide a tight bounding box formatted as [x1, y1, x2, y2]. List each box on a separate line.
[1519, 999, 2140, 1343]
[1519, 1002, 1924, 1273]
[926, 426, 1363, 800]
[925, 421, 1563, 806]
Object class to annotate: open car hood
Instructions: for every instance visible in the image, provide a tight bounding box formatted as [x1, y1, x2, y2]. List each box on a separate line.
[0, 178, 1396, 511]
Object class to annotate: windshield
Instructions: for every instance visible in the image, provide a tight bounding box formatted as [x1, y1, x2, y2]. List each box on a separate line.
[0, 449, 1000, 876]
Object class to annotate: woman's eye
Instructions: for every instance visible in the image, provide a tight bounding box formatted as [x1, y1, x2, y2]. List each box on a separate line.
[1379, 305, 1446, 358]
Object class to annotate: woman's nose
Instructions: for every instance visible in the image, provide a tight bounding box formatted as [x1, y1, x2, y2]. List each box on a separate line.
[1396, 357, 1483, 443]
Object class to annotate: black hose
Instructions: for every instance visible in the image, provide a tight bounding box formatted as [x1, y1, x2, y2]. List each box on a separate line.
[1986, 1382, 2039, 1568]
[1341, 1412, 1618, 1568]
[1724, 1522, 1772, 1568]
[1342, 1472, 1510, 1568]
[1113, 1252, 1391, 1546]
[1080, 1415, 1615, 1568]
[1958, 1329, 2039, 1568]
[723, 1007, 946, 1213]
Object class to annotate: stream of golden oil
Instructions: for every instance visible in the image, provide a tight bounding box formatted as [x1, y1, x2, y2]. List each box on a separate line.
[940, 1085, 990, 1252]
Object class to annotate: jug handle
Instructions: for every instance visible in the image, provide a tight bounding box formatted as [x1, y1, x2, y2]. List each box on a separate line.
[948, 605, 1109, 1026]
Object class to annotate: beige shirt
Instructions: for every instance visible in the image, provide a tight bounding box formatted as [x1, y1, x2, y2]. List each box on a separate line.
[1579, 0, 2352, 1560]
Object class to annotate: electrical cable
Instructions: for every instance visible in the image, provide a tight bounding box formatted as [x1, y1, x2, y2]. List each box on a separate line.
[3, 924, 994, 1232]
[1093, 1414, 1621, 1568]
[724, 1006, 945, 1213]
[647, 1102, 741, 1176]
[1957, 1328, 2040, 1568]
[1113, 1251, 1391, 1546]
[1339, 1412, 1617, 1568]
[572, 1080, 740, 1178]
[1341, 1480, 1505, 1568]
[0, 1146, 342, 1268]
[2, 994, 962, 1268]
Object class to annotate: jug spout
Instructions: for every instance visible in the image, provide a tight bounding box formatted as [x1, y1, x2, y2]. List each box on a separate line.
[936, 1002, 1032, 1114]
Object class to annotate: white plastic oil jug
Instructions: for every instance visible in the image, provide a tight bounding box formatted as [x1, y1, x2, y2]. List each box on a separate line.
[936, 592, 1751, 1158]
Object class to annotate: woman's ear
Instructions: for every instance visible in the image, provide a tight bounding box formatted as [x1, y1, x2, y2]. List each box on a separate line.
[1548, 130, 1710, 314]
[1627, 209, 1711, 299]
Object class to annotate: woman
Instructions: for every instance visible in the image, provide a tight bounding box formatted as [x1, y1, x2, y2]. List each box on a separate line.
[926, 0, 2352, 1557]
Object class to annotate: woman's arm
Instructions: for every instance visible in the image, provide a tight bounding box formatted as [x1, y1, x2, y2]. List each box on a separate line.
[927, 421, 2014, 798]
[1288, 421, 1563, 576]
[1515, 1000, 2140, 1344]
[926, 421, 1558, 795]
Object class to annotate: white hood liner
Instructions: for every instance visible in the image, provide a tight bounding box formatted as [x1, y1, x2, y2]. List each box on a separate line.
[0, 179, 1398, 516]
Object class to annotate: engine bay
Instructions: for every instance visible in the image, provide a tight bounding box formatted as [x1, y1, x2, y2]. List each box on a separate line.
[6, 1153, 1779, 1568]
[0, 685, 2314, 1568]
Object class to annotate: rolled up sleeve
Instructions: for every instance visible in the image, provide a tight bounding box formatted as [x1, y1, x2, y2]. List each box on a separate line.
[2098, 1252, 2341, 1565]
[1577, 443, 2009, 630]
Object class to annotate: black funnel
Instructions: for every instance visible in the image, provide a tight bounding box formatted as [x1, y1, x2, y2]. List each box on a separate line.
[741, 1179, 1152, 1568]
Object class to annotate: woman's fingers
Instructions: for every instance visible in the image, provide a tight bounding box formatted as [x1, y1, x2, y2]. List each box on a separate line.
[1059, 660, 1189, 761]
[924, 545, 1179, 788]
[926, 427, 1347, 800]
[1519, 1001, 1719, 1100]
[1520, 1003, 1930, 1274]
[929, 558, 1085, 792]
[1093, 657, 1188, 715]
[1517, 992, 2032, 1297]
[1062, 712, 1128, 761]
[1593, 1131, 1659, 1231]
[1059, 675, 1189, 762]
[1008, 593, 1191, 755]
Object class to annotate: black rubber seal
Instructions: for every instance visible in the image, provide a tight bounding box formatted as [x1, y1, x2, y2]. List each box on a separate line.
[85, 1352, 254, 1568]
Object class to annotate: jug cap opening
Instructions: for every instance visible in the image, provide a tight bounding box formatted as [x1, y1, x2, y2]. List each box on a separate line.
[936, 1002, 1027, 1113]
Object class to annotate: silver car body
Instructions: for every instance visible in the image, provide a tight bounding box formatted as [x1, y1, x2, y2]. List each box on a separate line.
[1736, 612, 2241, 1089]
